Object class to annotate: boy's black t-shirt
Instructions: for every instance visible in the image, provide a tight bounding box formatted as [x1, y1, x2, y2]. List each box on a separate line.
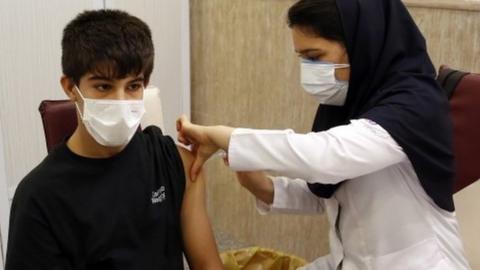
[5, 126, 186, 270]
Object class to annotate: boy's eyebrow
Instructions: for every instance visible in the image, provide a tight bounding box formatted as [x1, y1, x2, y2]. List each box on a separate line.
[88, 75, 114, 81]
[87, 75, 145, 82]
[129, 76, 145, 83]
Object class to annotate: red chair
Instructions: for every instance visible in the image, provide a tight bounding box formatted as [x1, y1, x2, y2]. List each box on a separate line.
[437, 65, 480, 193]
[38, 100, 77, 153]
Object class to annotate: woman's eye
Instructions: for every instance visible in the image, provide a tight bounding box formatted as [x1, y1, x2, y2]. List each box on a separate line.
[300, 55, 319, 62]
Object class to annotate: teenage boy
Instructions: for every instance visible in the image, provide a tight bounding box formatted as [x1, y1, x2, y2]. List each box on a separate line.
[6, 9, 223, 270]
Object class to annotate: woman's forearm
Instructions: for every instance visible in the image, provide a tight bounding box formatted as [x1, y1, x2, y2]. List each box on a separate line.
[205, 125, 235, 151]
[236, 171, 274, 205]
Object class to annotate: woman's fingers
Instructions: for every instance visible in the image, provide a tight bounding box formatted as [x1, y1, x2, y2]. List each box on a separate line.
[177, 115, 195, 145]
[176, 115, 204, 144]
[178, 131, 193, 146]
[176, 114, 189, 130]
[176, 114, 220, 181]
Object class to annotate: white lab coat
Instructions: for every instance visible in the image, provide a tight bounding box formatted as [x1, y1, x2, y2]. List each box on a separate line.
[228, 119, 471, 270]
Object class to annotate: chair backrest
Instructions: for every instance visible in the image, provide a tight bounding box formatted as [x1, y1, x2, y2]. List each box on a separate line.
[141, 86, 165, 131]
[39, 86, 164, 153]
[437, 65, 480, 193]
[38, 100, 77, 153]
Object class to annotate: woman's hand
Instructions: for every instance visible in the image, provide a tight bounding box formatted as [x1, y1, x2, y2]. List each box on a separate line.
[177, 115, 220, 180]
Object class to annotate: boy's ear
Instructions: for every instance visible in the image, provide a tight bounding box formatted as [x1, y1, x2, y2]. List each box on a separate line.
[60, 76, 77, 102]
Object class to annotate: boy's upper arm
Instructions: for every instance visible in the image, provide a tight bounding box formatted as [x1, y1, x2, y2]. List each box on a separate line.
[175, 144, 210, 192]
[175, 145, 223, 269]
[176, 145, 194, 189]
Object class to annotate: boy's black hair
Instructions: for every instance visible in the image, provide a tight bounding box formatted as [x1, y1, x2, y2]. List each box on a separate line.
[287, 0, 345, 44]
[62, 9, 154, 84]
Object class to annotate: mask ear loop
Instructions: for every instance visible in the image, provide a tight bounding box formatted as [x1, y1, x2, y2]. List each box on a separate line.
[139, 86, 147, 115]
[332, 64, 350, 69]
[73, 85, 86, 120]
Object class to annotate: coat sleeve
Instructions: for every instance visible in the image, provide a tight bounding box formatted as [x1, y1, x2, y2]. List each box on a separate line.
[228, 119, 407, 185]
[256, 176, 325, 215]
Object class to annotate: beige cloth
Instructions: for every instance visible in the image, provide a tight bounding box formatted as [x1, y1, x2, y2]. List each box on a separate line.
[221, 247, 307, 270]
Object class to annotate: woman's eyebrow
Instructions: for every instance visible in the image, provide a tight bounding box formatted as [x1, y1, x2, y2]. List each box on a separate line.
[296, 48, 322, 54]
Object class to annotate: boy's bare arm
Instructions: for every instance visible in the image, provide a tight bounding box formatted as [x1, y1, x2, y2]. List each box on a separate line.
[177, 146, 224, 270]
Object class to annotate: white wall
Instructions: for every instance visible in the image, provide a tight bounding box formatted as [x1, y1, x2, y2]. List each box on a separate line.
[0, 0, 190, 262]
[0, 0, 101, 199]
[0, 122, 8, 268]
[0, 0, 190, 191]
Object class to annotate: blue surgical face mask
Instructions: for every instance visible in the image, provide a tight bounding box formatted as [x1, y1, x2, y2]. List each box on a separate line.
[300, 60, 350, 106]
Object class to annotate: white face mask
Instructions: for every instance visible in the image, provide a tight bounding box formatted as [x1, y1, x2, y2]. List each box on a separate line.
[74, 86, 146, 147]
[300, 60, 350, 106]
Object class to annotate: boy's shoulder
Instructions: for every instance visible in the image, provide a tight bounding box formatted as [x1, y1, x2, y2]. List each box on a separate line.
[141, 124, 193, 158]
[140, 125, 180, 156]
[141, 125, 168, 140]
[140, 125, 192, 182]
[12, 149, 64, 205]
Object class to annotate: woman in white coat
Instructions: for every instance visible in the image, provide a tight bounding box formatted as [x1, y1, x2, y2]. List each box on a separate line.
[178, 0, 471, 269]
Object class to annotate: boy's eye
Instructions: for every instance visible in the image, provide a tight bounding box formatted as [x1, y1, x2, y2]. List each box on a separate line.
[127, 83, 143, 92]
[95, 84, 113, 92]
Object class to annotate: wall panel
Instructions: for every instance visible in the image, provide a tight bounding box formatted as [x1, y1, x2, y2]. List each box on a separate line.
[190, 0, 480, 264]
[190, 0, 329, 260]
